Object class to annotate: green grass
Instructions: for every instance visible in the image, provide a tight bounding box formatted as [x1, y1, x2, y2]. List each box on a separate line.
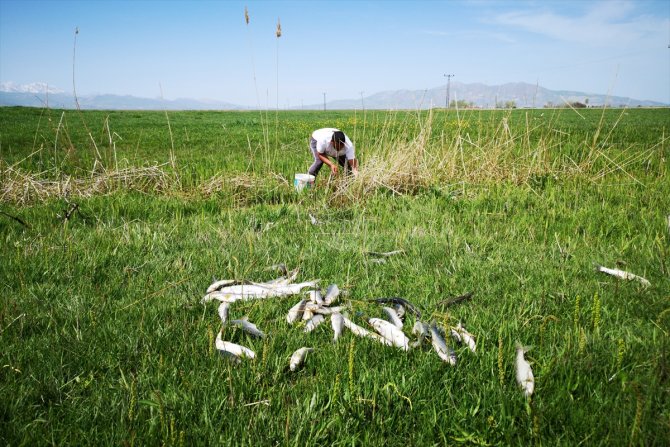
[0, 106, 669, 445]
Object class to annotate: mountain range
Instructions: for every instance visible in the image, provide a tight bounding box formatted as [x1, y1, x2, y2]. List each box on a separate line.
[0, 81, 666, 110]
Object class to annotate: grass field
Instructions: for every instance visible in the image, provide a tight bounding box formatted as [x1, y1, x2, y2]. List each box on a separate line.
[1, 106, 669, 445]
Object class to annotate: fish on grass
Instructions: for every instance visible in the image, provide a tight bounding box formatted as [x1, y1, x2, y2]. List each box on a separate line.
[286, 299, 307, 324]
[371, 297, 421, 318]
[515, 343, 534, 398]
[342, 315, 391, 346]
[217, 302, 230, 326]
[596, 265, 651, 287]
[230, 317, 266, 338]
[411, 320, 430, 348]
[429, 324, 457, 365]
[304, 314, 325, 333]
[202, 280, 319, 303]
[331, 313, 344, 342]
[369, 318, 410, 351]
[381, 306, 403, 329]
[323, 284, 340, 306]
[215, 331, 256, 360]
[290, 347, 314, 371]
[450, 322, 476, 353]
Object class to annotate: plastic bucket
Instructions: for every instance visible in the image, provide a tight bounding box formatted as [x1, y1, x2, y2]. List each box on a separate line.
[294, 173, 315, 192]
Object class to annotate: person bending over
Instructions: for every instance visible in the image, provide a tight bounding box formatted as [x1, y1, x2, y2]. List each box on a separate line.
[308, 128, 359, 177]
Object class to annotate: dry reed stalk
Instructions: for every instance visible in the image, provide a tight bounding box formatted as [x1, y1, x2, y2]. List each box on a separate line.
[0, 164, 171, 205]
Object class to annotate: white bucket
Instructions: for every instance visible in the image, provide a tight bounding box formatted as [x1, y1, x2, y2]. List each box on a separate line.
[294, 173, 315, 192]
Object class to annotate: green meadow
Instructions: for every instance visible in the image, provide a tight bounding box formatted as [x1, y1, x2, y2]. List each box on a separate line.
[0, 106, 668, 445]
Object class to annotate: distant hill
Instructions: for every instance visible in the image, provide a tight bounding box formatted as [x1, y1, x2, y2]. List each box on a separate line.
[320, 81, 667, 110]
[0, 90, 244, 110]
[1, 81, 666, 110]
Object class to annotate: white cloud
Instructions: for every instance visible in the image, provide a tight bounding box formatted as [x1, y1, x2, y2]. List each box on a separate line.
[0, 81, 64, 94]
[492, 0, 667, 47]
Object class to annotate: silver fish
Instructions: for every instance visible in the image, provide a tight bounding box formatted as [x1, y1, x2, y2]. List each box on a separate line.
[450, 322, 476, 353]
[369, 318, 410, 351]
[307, 290, 324, 305]
[287, 299, 307, 324]
[230, 317, 266, 338]
[429, 324, 457, 365]
[331, 313, 344, 342]
[304, 314, 325, 333]
[290, 347, 314, 371]
[217, 302, 230, 326]
[302, 308, 314, 321]
[341, 315, 388, 345]
[515, 343, 534, 398]
[309, 214, 320, 225]
[597, 265, 650, 287]
[214, 280, 319, 301]
[324, 284, 340, 306]
[313, 305, 346, 315]
[410, 320, 430, 348]
[215, 332, 255, 359]
[382, 306, 403, 329]
[206, 279, 239, 294]
[393, 303, 406, 320]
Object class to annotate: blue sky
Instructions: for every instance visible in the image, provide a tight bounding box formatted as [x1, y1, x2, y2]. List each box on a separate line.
[1, 0, 668, 106]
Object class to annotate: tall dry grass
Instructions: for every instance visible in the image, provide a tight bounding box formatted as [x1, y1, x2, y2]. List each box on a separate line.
[330, 107, 659, 204]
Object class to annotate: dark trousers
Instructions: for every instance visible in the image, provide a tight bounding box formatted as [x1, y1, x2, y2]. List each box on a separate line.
[308, 137, 350, 177]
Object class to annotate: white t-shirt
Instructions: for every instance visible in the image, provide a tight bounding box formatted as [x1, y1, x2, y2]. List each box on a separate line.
[311, 128, 355, 160]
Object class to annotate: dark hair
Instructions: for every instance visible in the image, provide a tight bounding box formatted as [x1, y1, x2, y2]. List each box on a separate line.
[332, 131, 346, 144]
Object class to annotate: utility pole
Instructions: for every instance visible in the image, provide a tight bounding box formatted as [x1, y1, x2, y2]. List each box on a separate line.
[323, 92, 326, 111]
[360, 91, 365, 110]
[444, 74, 454, 108]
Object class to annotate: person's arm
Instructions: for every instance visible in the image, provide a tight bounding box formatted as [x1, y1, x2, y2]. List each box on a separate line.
[319, 153, 338, 174]
[348, 158, 359, 175]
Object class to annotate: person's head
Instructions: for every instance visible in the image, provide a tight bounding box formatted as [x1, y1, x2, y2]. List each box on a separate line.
[332, 131, 346, 150]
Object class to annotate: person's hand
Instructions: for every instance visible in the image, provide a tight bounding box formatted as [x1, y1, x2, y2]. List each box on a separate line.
[330, 164, 338, 175]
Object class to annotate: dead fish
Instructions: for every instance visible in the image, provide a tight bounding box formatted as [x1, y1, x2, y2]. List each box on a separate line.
[304, 314, 325, 333]
[410, 320, 430, 348]
[217, 302, 230, 326]
[213, 280, 319, 301]
[382, 306, 403, 329]
[596, 265, 651, 287]
[429, 324, 457, 365]
[393, 303, 406, 320]
[365, 249, 404, 257]
[287, 299, 307, 324]
[290, 347, 314, 371]
[515, 343, 534, 398]
[302, 308, 314, 321]
[450, 322, 476, 353]
[342, 314, 390, 346]
[309, 214, 320, 225]
[372, 297, 421, 318]
[230, 317, 266, 338]
[369, 318, 410, 351]
[215, 332, 255, 359]
[342, 314, 370, 337]
[324, 284, 340, 305]
[306, 290, 324, 305]
[313, 305, 346, 315]
[206, 279, 241, 294]
[331, 313, 344, 342]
